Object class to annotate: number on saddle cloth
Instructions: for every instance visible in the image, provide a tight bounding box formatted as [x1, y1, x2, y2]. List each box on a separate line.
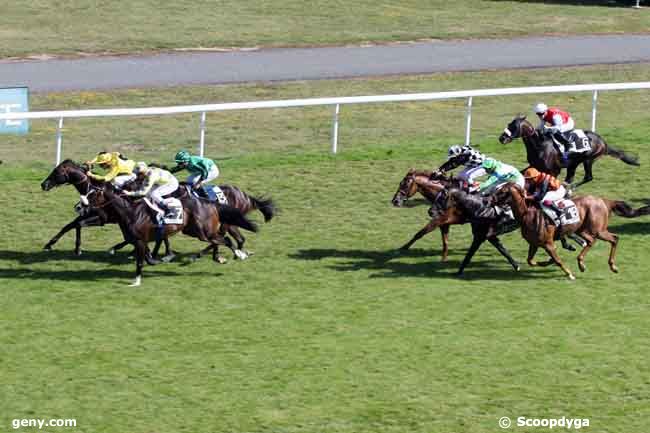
[541, 199, 580, 226]
[203, 185, 228, 204]
[568, 130, 591, 153]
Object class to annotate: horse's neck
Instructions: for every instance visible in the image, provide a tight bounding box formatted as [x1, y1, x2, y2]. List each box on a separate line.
[416, 177, 442, 201]
[508, 189, 529, 222]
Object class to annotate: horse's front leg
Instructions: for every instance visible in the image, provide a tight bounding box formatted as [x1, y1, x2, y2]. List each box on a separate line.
[226, 226, 249, 260]
[564, 162, 578, 186]
[399, 218, 443, 252]
[439, 224, 450, 263]
[487, 236, 520, 271]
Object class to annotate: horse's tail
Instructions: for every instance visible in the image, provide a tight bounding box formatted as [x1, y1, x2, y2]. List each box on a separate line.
[607, 144, 640, 166]
[217, 204, 258, 232]
[608, 200, 650, 218]
[250, 195, 276, 222]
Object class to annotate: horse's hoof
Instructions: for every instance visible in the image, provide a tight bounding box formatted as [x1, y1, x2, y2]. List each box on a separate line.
[245, 250, 254, 256]
[610, 264, 619, 273]
[234, 249, 249, 260]
[568, 273, 576, 281]
[563, 244, 576, 252]
[107, 248, 115, 255]
[514, 264, 521, 272]
[578, 261, 586, 272]
[129, 276, 142, 287]
[455, 271, 465, 278]
[216, 256, 227, 264]
[74, 250, 82, 256]
[441, 257, 449, 263]
[161, 254, 176, 263]
[189, 255, 199, 262]
[43, 244, 52, 251]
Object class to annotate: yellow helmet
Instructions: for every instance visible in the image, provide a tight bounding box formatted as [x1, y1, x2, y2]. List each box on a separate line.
[94, 152, 113, 165]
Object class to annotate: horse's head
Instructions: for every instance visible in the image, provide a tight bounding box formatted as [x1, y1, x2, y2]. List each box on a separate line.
[392, 169, 419, 207]
[499, 115, 531, 144]
[41, 159, 89, 191]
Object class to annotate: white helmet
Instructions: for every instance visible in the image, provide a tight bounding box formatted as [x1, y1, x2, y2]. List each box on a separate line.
[533, 103, 548, 115]
[133, 161, 148, 175]
[468, 151, 484, 166]
[447, 145, 463, 159]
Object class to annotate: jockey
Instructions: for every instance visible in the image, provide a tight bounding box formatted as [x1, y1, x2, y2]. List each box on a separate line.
[171, 150, 219, 199]
[435, 144, 487, 191]
[478, 158, 525, 196]
[124, 162, 179, 221]
[523, 167, 567, 220]
[85, 151, 136, 189]
[533, 103, 575, 163]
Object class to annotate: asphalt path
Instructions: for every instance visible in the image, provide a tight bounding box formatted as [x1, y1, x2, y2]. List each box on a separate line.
[1, 35, 650, 93]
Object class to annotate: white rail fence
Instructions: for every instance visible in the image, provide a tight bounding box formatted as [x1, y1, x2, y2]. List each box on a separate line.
[2, 82, 649, 164]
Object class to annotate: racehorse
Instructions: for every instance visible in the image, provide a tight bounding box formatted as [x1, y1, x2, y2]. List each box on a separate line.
[499, 115, 639, 187]
[100, 183, 257, 286]
[41, 160, 172, 258]
[427, 188, 521, 275]
[495, 183, 650, 279]
[192, 185, 275, 261]
[391, 169, 452, 261]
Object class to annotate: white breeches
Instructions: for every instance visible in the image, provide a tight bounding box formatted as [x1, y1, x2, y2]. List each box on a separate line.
[112, 173, 136, 189]
[187, 166, 219, 185]
[542, 186, 566, 203]
[457, 166, 486, 183]
[558, 118, 575, 133]
[149, 178, 179, 205]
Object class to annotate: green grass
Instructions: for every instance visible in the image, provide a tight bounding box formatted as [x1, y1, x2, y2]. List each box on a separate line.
[1, 0, 649, 58]
[2, 65, 650, 432]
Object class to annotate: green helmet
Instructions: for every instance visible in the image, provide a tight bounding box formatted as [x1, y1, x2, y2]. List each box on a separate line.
[482, 158, 499, 172]
[175, 150, 191, 164]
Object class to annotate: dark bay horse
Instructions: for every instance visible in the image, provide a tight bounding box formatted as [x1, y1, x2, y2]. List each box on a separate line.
[499, 115, 639, 187]
[427, 187, 521, 275]
[391, 169, 451, 261]
[495, 183, 650, 279]
[101, 184, 257, 286]
[205, 185, 275, 260]
[41, 160, 171, 258]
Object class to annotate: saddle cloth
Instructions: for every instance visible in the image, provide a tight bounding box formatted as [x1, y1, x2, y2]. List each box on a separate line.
[541, 199, 580, 226]
[551, 129, 591, 154]
[143, 197, 184, 224]
[204, 185, 228, 204]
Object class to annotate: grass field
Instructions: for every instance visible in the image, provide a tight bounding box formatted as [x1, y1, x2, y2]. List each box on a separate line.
[1, 0, 649, 58]
[2, 64, 650, 432]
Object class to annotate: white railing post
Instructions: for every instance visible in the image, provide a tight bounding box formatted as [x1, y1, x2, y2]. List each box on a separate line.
[55, 117, 63, 164]
[634, 0, 640, 8]
[331, 103, 340, 153]
[464, 96, 473, 146]
[199, 111, 206, 157]
[591, 90, 598, 132]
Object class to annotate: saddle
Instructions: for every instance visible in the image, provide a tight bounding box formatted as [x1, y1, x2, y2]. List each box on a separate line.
[550, 129, 591, 154]
[541, 199, 580, 226]
[143, 197, 184, 225]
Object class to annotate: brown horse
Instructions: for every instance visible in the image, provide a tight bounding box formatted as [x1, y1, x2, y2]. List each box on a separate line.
[100, 183, 257, 286]
[391, 169, 451, 260]
[499, 115, 639, 187]
[40, 160, 171, 258]
[496, 183, 650, 279]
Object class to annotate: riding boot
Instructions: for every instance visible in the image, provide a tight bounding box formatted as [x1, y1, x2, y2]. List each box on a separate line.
[553, 132, 571, 164]
[195, 186, 210, 200]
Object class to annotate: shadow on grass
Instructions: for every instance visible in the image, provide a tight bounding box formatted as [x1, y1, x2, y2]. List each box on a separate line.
[609, 221, 650, 236]
[0, 249, 133, 265]
[393, 198, 432, 208]
[291, 247, 554, 280]
[0, 267, 189, 282]
[489, 0, 643, 7]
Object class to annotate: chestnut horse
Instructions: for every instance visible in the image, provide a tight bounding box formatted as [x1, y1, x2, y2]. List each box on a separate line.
[495, 183, 650, 279]
[391, 169, 451, 260]
[499, 115, 639, 187]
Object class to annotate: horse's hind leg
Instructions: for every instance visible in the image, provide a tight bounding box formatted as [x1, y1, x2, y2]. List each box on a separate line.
[597, 231, 619, 273]
[440, 224, 450, 263]
[542, 242, 575, 280]
[575, 232, 595, 272]
[227, 226, 250, 260]
[488, 236, 520, 271]
[573, 159, 595, 188]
